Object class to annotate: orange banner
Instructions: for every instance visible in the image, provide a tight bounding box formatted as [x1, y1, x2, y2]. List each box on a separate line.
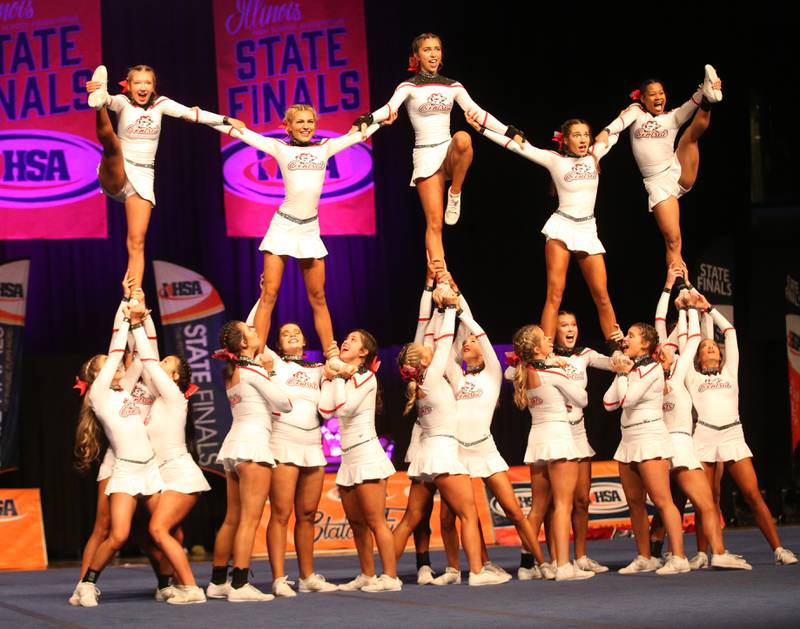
[252, 472, 493, 555]
[0, 489, 48, 570]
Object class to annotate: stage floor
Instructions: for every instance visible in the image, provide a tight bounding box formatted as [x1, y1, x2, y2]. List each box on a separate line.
[2, 526, 800, 628]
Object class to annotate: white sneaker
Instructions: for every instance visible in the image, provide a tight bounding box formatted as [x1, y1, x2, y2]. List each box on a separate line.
[555, 562, 595, 581]
[227, 582, 274, 602]
[416, 565, 435, 585]
[432, 566, 461, 586]
[76, 582, 100, 607]
[298, 573, 338, 592]
[619, 555, 661, 575]
[655, 555, 691, 575]
[88, 65, 110, 110]
[516, 565, 542, 580]
[711, 551, 752, 570]
[702, 64, 723, 103]
[166, 585, 207, 605]
[689, 551, 709, 570]
[484, 561, 511, 581]
[468, 567, 508, 586]
[272, 576, 297, 597]
[339, 573, 378, 591]
[68, 583, 81, 606]
[574, 555, 609, 574]
[539, 562, 557, 580]
[444, 187, 461, 226]
[361, 574, 403, 593]
[155, 585, 177, 601]
[775, 546, 799, 565]
[206, 580, 231, 599]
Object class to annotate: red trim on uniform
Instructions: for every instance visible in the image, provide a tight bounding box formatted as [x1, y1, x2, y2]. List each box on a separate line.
[147, 336, 157, 340]
[603, 399, 619, 407]
[141, 358, 157, 362]
[655, 317, 666, 322]
[319, 402, 345, 414]
[424, 333, 434, 337]
[619, 395, 627, 405]
[112, 328, 119, 332]
[481, 112, 488, 127]
[418, 317, 431, 322]
[723, 327, 735, 333]
[577, 348, 594, 357]
[195, 108, 199, 123]
[687, 333, 701, 340]
[637, 364, 659, 378]
[678, 333, 688, 338]
[353, 372, 375, 388]
[434, 333, 454, 342]
[665, 342, 678, 349]
[504, 139, 512, 149]
[475, 333, 486, 339]
[110, 349, 125, 353]
[387, 104, 394, 118]
[149, 97, 168, 109]
[691, 94, 701, 105]
[240, 366, 270, 381]
[227, 127, 236, 136]
[272, 412, 281, 416]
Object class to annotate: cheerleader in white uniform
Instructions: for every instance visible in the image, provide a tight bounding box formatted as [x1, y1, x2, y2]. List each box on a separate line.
[595, 66, 722, 267]
[468, 115, 621, 350]
[603, 323, 689, 575]
[207, 320, 292, 602]
[219, 105, 385, 369]
[687, 297, 798, 565]
[86, 64, 245, 288]
[319, 330, 399, 593]
[394, 294, 506, 586]
[509, 325, 593, 581]
[366, 32, 520, 266]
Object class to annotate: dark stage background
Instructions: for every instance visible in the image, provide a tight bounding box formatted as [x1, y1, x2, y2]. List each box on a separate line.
[1, 3, 797, 558]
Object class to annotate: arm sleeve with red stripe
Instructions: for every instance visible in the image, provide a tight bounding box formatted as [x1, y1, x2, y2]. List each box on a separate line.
[132, 326, 184, 404]
[318, 378, 338, 419]
[662, 89, 702, 129]
[240, 366, 293, 413]
[480, 128, 554, 168]
[453, 86, 508, 135]
[93, 319, 130, 395]
[655, 290, 671, 345]
[709, 308, 738, 379]
[603, 104, 642, 135]
[325, 124, 380, 157]
[674, 309, 701, 384]
[160, 98, 226, 125]
[603, 374, 623, 411]
[425, 308, 456, 385]
[414, 288, 434, 345]
[371, 83, 412, 123]
[538, 369, 588, 408]
[218, 126, 282, 158]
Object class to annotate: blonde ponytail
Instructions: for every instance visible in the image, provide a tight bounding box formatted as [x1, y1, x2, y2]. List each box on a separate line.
[511, 325, 544, 410]
[73, 355, 104, 474]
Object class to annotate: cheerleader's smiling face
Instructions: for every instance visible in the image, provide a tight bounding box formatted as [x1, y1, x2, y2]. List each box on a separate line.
[129, 70, 155, 106]
[285, 110, 316, 143]
[340, 331, 368, 365]
[414, 37, 442, 74]
[640, 82, 666, 116]
[556, 313, 579, 350]
[278, 323, 305, 357]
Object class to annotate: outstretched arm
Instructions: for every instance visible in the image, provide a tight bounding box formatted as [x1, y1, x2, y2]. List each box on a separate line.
[458, 313, 501, 382]
[708, 306, 738, 379]
[414, 286, 435, 345]
[324, 124, 381, 157]
[472, 124, 554, 168]
[94, 319, 131, 394]
[673, 309, 701, 383]
[132, 326, 184, 404]
[216, 125, 283, 158]
[370, 83, 412, 124]
[601, 103, 643, 136]
[424, 307, 457, 385]
[454, 85, 508, 135]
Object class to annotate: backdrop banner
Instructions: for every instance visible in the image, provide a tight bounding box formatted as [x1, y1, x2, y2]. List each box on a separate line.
[0, 488, 47, 570]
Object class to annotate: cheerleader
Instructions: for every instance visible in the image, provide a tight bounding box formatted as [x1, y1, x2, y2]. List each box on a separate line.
[319, 330, 399, 592]
[603, 323, 689, 575]
[394, 293, 507, 586]
[206, 321, 293, 602]
[70, 299, 164, 607]
[595, 66, 722, 267]
[509, 325, 593, 581]
[86, 65, 244, 289]
[687, 296, 798, 565]
[219, 105, 386, 368]
[551, 311, 613, 573]
[365, 32, 521, 267]
[468, 115, 622, 349]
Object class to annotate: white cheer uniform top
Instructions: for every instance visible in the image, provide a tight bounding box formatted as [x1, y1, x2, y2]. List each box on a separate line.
[319, 368, 378, 450]
[554, 346, 612, 422]
[603, 357, 664, 426]
[416, 307, 458, 437]
[525, 365, 589, 425]
[226, 361, 293, 433]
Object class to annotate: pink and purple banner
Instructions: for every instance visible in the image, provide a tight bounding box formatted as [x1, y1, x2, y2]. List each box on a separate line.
[213, 0, 375, 237]
[0, 0, 105, 240]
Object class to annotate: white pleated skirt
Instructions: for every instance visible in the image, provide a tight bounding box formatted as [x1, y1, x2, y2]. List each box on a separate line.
[98, 160, 155, 206]
[105, 457, 163, 496]
[643, 155, 689, 212]
[407, 435, 467, 481]
[614, 419, 674, 463]
[569, 417, 597, 459]
[541, 213, 605, 255]
[693, 422, 753, 463]
[160, 453, 211, 493]
[668, 432, 703, 470]
[259, 212, 328, 260]
[336, 438, 395, 487]
[410, 140, 451, 185]
[97, 448, 115, 482]
[458, 435, 509, 478]
[524, 421, 581, 464]
[270, 421, 326, 468]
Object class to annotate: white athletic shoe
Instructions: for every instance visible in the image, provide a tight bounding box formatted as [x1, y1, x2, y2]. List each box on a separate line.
[702, 64, 723, 103]
[416, 565, 435, 585]
[361, 574, 403, 593]
[468, 567, 508, 586]
[711, 551, 752, 570]
[272, 576, 297, 597]
[432, 566, 461, 586]
[88, 65, 110, 110]
[575, 555, 609, 573]
[166, 585, 207, 605]
[774, 547, 799, 565]
[227, 583, 274, 602]
[68, 583, 81, 606]
[339, 573, 378, 591]
[555, 562, 595, 581]
[618, 555, 661, 575]
[516, 565, 542, 580]
[206, 580, 231, 599]
[483, 561, 511, 581]
[655, 555, 691, 575]
[444, 187, 461, 226]
[155, 585, 177, 601]
[76, 582, 100, 607]
[689, 551, 709, 570]
[539, 561, 557, 580]
[298, 573, 338, 592]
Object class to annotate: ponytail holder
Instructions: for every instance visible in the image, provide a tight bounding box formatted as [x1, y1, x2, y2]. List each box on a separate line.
[551, 130, 563, 145]
[185, 383, 199, 399]
[212, 349, 239, 363]
[73, 376, 89, 397]
[119, 79, 129, 94]
[399, 364, 422, 383]
[505, 352, 520, 367]
[629, 88, 641, 101]
[369, 356, 381, 374]
[407, 56, 419, 72]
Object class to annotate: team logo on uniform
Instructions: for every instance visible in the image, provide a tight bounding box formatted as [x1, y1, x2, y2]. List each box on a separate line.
[418, 405, 432, 416]
[418, 93, 451, 113]
[456, 381, 483, 400]
[663, 401, 675, 412]
[288, 152, 326, 171]
[126, 115, 160, 136]
[527, 395, 544, 407]
[634, 120, 668, 139]
[564, 162, 597, 182]
[228, 393, 242, 407]
[132, 385, 155, 406]
[698, 377, 733, 393]
[286, 371, 319, 390]
[119, 398, 140, 417]
[562, 363, 585, 381]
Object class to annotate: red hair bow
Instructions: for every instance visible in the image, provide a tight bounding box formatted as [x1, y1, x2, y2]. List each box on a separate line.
[399, 364, 422, 383]
[369, 356, 381, 374]
[73, 376, 89, 396]
[119, 79, 129, 94]
[407, 56, 419, 72]
[629, 88, 641, 101]
[551, 131, 563, 145]
[185, 383, 199, 399]
[212, 349, 239, 362]
[505, 352, 520, 367]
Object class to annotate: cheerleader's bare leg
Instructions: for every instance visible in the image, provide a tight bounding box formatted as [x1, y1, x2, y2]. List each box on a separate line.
[619, 463, 653, 558]
[725, 458, 782, 550]
[638, 459, 685, 558]
[415, 171, 446, 263]
[676, 108, 711, 190]
[442, 131, 473, 195]
[575, 253, 619, 341]
[548, 460, 579, 567]
[571, 459, 593, 560]
[79, 479, 111, 579]
[267, 463, 301, 579]
[340, 485, 376, 577]
[439, 500, 464, 569]
[541, 240, 571, 339]
[294, 467, 326, 579]
[485, 472, 545, 564]
[435, 474, 483, 574]
[394, 481, 436, 559]
[695, 461, 721, 553]
[211, 473, 241, 572]
[232, 462, 271, 569]
[254, 253, 286, 352]
[356, 480, 398, 578]
[673, 468, 725, 554]
[124, 194, 152, 290]
[525, 464, 552, 554]
[652, 197, 683, 268]
[85, 493, 139, 574]
[148, 491, 200, 586]
[299, 258, 335, 352]
[95, 107, 126, 195]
